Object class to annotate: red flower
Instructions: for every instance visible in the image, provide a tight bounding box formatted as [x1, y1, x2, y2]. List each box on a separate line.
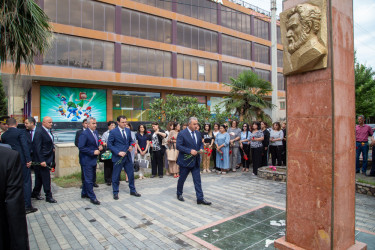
[51, 168, 55, 173]
[172, 137, 175, 139]
[150, 141, 152, 144]
[244, 154, 248, 161]
[229, 150, 232, 155]
[147, 131, 151, 134]
[252, 137, 255, 140]
[141, 147, 144, 150]
[221, 158, 223, 161]
[98, 139, 104, 145]
[131, 143, 135, 147]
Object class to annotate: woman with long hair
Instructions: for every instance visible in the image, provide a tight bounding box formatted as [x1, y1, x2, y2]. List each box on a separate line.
[150, 122, 166, 178]
[167, 122, 179, 178]
[269, 122, 284, 166]
[164, 121, 174, 176]
[260, 121, 270, 167]
[212, 123, 220, 172]
[202, 123, 214, 173]
[239, 123, 251, 172]
[250, 121, 264, 175]
[135, 124, 150, 180]
[215, 124, 230, 174]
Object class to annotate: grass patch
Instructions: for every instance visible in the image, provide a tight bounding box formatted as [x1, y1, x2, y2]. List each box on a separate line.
[53, 171, 151, 188]
[356, 178, 375, 186]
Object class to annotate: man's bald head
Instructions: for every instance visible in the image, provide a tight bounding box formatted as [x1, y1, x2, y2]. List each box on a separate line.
[42, 116, 53, 129]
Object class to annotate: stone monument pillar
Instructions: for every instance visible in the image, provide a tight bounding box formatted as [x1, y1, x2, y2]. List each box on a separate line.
[274, 0, 367, 249]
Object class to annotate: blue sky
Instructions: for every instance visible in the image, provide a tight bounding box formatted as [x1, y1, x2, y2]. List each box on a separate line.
[248, 0, 375, 69]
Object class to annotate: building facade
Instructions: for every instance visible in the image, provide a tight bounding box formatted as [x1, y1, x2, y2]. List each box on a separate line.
[1, 0, 285, 125]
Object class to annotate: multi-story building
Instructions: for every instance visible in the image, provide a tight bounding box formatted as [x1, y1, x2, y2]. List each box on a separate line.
[1, 0, 285, 125]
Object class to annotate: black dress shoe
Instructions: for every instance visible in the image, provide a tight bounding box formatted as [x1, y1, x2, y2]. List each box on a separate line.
[106, 182, 111, 186]
[113, 194, 119, 200]
[368, 173, 375, 177]
[150, 175, 155, 178]
[90, 199, 100, 205]
[177, 195, 185, 202]
[46, 198, 57, 203]
[25, 207, 38, 214]
[93, 183, 99, 188]
[356, 170, 360, 173]
[31, 194, 44, 200]
[159, 175, 163, 178]
[81, 194, 89, 199]
[197, 199, 212, 205]
[130, 192, 141, 197]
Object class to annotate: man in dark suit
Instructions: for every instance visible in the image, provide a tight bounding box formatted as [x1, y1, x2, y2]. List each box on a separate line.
[107, 115, 141, 200]
[176, 117, 211, 205]
[0, 147, 29, 249]
[78, 117, 103, 205]
[0, 115, 9, 141]
[25, 117, 43, 203]
[1, 117, 37, 214]
[74, 119, 98, 188]
[31, 116, 57, 203]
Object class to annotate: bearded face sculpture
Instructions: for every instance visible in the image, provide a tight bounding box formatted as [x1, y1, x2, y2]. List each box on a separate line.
[280, 1, 328, 75]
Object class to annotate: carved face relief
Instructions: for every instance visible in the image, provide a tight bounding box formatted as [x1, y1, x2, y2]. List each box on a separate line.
[280, 0, 328, 75]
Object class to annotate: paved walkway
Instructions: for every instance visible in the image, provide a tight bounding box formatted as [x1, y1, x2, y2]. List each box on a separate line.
[27, 171, 375, 249]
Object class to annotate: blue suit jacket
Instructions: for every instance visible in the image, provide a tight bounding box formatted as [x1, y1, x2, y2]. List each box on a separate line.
[176, 128, 203, 168]
[107, 127, 134, 163]
[78, 129, 100, 167]
[1, 127, 31, 165]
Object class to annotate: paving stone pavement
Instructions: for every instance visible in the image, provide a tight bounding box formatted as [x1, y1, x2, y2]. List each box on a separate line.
[27, 171, 375, 249]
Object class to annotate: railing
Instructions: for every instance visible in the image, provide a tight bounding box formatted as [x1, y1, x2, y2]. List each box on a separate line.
[227, 0, 280, 19]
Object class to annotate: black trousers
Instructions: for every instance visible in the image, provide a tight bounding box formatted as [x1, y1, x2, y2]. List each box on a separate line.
[152, 150, 164, 176]
[270, 145, 283, 166]
[104, 160, 113, 183]
[261, 146, 268, 167]
[32, 165, 52, 199]
[240, 144, 250, 169]
[212, 148, 220, 170]
[282, 142, 287, 165]
[251, 147, 263, 175]
[370, 146, 375, 175]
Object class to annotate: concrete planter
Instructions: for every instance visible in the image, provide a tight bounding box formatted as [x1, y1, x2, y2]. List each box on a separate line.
[258, 166, 375, 197]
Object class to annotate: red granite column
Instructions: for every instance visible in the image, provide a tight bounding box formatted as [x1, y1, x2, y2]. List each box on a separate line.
[274, 0, 366, 249]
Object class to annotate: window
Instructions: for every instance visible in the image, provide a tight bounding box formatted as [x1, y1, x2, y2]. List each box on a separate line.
[221, 6, 251, 34]
[176, 23, 217, 53]
[253, 43, 270, 65]
[121, 45, 172, 77]
[280, 101, 286, 110]
[254, 68, 270, 82]
[176, 0, 217, 24]
[278, 73, 285, 90]
[221, 62, 251, 84]
[43, 33, 114, 71]
[177, 55, 218, 82]
[45, 0, 115, 32]
[121, 8, 172, 44]
[112, 90, 161, 121]
[222, 35, 251, 60]
[277, 26, 282, 44]
[277, 50, 283, 68]
[132, 0, 172, 11]
[253, 18, 269, 40]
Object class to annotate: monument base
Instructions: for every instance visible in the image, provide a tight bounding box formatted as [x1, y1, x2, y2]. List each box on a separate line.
[275, 237, 367, 250]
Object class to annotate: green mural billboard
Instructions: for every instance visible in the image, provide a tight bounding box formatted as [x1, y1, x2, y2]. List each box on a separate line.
[40, 86, 107, 122]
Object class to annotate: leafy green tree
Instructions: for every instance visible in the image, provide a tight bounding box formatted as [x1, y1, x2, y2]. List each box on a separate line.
[222, 70, 274, 123]
[0, 0, 52, 74]
[209, 104, 232, 125]
[355, 62, 375, 120]
[149, 95, 211, 128]
[0, 77, 7, 116]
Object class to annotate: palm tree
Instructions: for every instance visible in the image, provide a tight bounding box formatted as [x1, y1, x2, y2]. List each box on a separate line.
[0, 0, 52, 74]
[222, 70, 274, 123]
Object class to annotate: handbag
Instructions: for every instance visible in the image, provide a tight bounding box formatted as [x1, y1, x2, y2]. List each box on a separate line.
[133, 161, 140, 172]
[100, 150, 112, 161]
[166, 143, 179, 161]
[135, 154, 150, 169]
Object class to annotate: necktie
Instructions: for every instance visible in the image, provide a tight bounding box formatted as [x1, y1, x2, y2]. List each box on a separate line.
[93, 132, 98, 146]
[122, 129, 126, 140]
[191, 131, 197, 145]
[30, 130, 33, 141]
